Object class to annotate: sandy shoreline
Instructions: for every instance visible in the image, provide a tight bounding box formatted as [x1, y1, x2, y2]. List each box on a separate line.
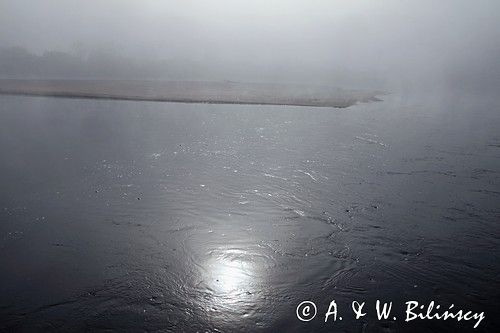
[0, 79, 381, 108]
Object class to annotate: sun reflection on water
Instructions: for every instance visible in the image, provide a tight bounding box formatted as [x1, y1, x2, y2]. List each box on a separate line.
[210, 258, 253, 294]
[187, 242, 276, 326]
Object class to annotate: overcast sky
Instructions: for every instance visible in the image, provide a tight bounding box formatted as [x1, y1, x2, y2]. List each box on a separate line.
[1, 0, 499, 88]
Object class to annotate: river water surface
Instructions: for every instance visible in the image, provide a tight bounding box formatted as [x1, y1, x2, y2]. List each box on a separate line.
[0, 92, 499, 332]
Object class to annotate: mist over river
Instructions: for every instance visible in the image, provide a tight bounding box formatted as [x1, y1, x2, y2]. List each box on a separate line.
[0, 92, 499, 332]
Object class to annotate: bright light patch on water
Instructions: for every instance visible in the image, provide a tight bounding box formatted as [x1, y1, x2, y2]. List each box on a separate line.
[211, 258, 252, 294]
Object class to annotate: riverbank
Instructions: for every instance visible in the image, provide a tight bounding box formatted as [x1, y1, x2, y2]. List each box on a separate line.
[0, 79, 381, 108]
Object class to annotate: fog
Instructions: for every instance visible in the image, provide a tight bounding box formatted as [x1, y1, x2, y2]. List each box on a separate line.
[1, 0, 499, 91]
[1, 2, 500, 332]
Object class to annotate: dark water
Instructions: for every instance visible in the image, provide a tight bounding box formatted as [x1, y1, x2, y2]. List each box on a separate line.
[0, 93, 499, 332]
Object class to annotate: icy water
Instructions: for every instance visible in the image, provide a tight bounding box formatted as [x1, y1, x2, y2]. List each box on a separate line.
[0, 93, 499, 332]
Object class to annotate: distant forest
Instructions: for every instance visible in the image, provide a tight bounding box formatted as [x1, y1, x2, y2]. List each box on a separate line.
[0, 46, 208, 80]
[1, 46, 497, 92]
[0, 46, 386, 89]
